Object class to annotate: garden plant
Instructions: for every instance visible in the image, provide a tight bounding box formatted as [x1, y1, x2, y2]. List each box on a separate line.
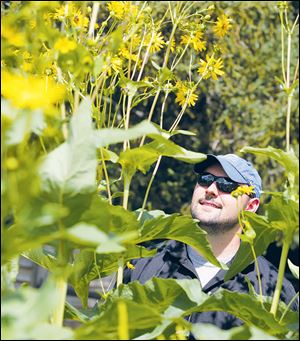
[1, 1, 299, 340]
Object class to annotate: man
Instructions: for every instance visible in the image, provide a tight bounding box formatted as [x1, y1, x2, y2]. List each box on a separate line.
[123, 153, 298, 331]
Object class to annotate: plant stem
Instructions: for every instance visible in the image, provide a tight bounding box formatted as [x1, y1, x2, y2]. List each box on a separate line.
[138, 155, 162, 221]
[122, 172, 132, 210]
[116, 257, 124, 288]
[51, 276, 68, 326]
[270, 239, 290, 317]
[250, 245, 263, 304]
[100, 148, 112, 205]
[88, 2, 100, 39]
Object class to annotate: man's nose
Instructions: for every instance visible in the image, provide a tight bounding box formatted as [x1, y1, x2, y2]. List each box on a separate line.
[205, 182, 218, 197]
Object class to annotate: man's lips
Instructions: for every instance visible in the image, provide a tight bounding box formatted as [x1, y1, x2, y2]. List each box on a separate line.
[200, 200, 222, 209]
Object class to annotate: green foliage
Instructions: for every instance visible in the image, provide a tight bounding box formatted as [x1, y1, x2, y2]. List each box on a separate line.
[1, 1, 299, 340]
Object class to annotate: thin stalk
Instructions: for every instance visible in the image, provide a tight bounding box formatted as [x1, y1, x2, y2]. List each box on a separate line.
[88, 2, 100, 39]
[39, 136, 47, 155]
[61, 102, 68, 140]
[250, 245, 263, 304]
[138, 156, 162, 221]
[286, 94, 292, 151]
[136, 27, 155, 81]
[93, 251, 106, 297]
[270, 240, 290, 316]
[279, 11, 287, 83]
[116, 257, 124, 288]
[122, 95, 133, 151]
[122, 173, 132, 210]
[285, 31, 292, 152]
[73, 89, 80, 114]
[139, 90, 161, 147]
[279, 291, 299, 323]
[100, 148, 112, 205]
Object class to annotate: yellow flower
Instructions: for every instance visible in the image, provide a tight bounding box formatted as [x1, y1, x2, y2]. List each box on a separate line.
[71, 9, 89, 29]
[54, 37, 77, 54]
[4, 157, 19, 171]
[213, 14, 232, 38]
[126, 261, 135, 270]
[180, 31, 206, 52]
[111, 56, 123, 73]
[119, 48, 138, 62]
[1, 71, 66, 111]
[107, 1, 125, 20]
[197, 55, 225, 80]
[144, 31, 165, 53]
[107, 1, 141, 21]
[175, 82, 198, 107]
[231, 185, 255, 198]
[1, 24, 26, 47]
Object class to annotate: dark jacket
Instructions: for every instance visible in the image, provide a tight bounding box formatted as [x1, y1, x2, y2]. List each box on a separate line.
[123, 239, 298, 332]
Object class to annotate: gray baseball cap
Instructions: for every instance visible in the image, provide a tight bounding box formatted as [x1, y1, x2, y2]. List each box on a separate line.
[194, 154, 262, 198]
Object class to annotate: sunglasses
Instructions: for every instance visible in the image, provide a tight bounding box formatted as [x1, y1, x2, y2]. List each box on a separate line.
[197, 172, 241, 194]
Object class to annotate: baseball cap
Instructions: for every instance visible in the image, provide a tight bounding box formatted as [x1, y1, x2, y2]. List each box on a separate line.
[194, 154, 262, 198]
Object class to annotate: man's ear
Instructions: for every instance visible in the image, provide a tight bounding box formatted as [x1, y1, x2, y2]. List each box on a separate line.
[245, 198, 260, 213]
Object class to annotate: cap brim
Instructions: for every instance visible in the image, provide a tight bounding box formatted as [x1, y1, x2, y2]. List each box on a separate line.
[194, 155, 248, 184]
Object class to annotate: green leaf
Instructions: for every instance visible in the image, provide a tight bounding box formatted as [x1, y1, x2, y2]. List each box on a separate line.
[94, 120, 161, 147]
[2, 99, 45, 146]
[40, 97, 97, 199]
[136, 211, 226, 269]
[287, 259, 299, 280]
[240, 146, 299, 195]
[191, 323, 279, 340]
[1, 276, 74, 340]
[264, 193, 299, 239]
[187, 289, 296, 336]
[118, 136, 206, 178]
[224, 212, 278, 281]
[75, 298, 162, 340]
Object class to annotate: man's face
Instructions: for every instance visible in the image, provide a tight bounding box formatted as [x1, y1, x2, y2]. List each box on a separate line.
[190, 163, 252, 235]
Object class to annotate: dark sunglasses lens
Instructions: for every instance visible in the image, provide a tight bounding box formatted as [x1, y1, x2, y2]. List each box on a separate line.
[198, 174, 214, 186]
[216, 178, 239, 193]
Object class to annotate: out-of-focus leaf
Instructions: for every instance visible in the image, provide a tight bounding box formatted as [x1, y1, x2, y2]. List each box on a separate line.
[287, 259, 299, 280]
[1, 276, 73, 340]
[75, 298, 162, 340]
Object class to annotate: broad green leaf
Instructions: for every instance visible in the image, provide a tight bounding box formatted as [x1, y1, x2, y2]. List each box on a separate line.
[119, 137, 206, 178]
[135, 212, 225, 269]
[187, 289, 298, 336]
[79, 194, 140, 234]
[94, 120, 161, 147]
[69, 245, 156, 307]
[191, 323, 279, 340]
[240, 146, 299, 196]
[287, 259, 299, 280]
[39, 97, 97, 203]
[145, 136, 206, 164]
[74, 298, 162, 340]
[224, 211, 278, 281]
[264, 194, 299, 238]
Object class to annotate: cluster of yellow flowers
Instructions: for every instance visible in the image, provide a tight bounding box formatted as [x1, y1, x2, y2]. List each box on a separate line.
[231, 185, 255, 198]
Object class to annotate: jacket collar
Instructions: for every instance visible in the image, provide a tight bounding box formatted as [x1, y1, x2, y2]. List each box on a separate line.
[165, 240, 237, 293]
